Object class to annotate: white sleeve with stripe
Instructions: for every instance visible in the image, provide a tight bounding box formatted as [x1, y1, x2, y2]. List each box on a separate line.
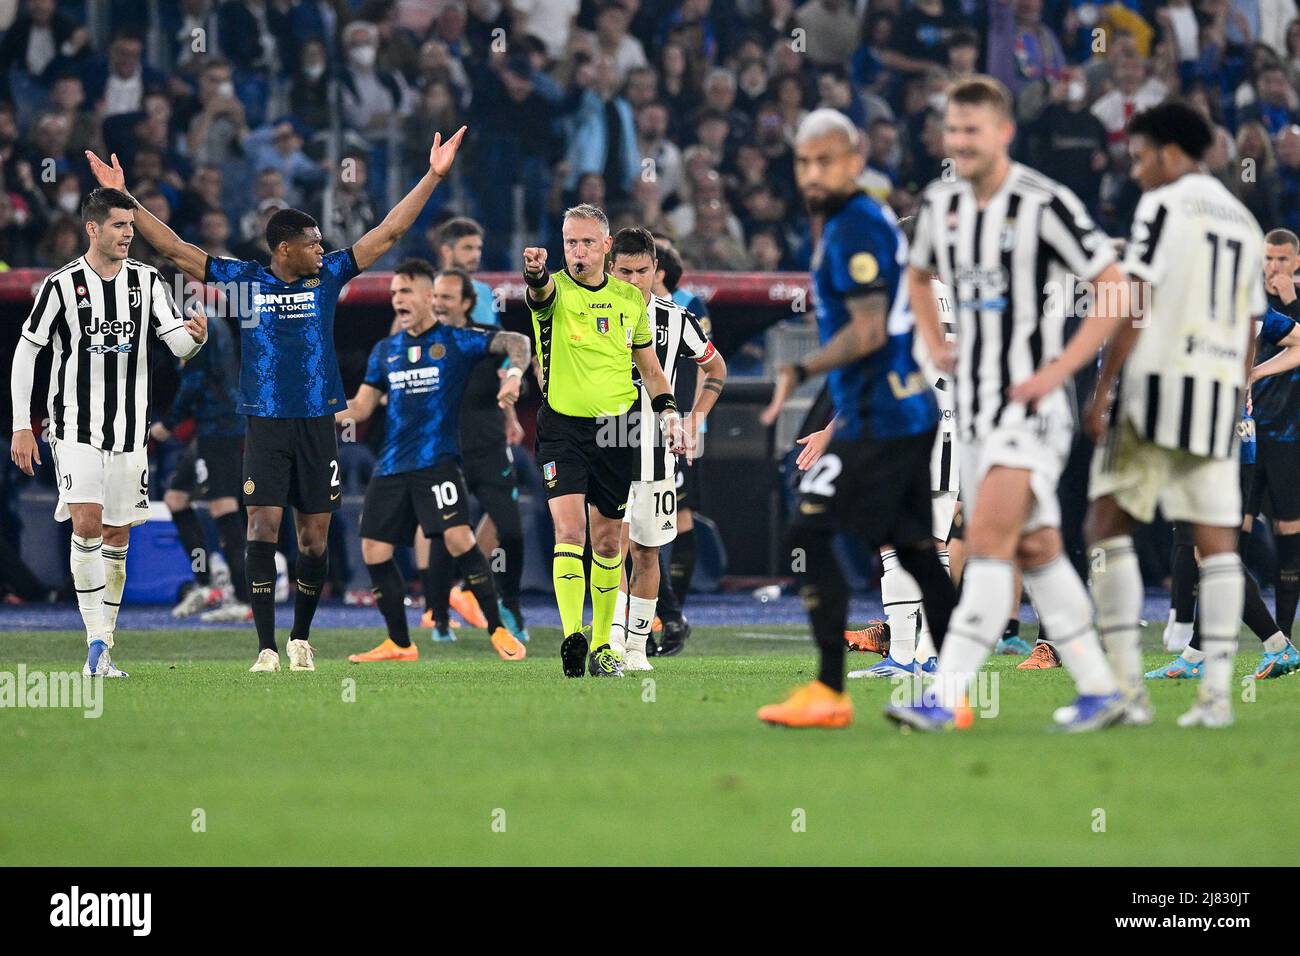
[1122, 191, 1172, 286]
[151, 271, 204, 358]
[679, 310, 714, 363]
[23, 272, 63, 347]
[1040, 183, 1117, 281]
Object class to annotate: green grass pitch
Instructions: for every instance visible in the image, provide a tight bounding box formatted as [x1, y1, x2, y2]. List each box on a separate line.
[2, 624, 1298, 866]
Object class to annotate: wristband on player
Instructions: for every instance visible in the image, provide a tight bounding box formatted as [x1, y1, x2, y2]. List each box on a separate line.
[523, 269, 549, 288]
[651, 392, 678, 414]
[792, 363, 809, 385]
[505, 366, 524, 379]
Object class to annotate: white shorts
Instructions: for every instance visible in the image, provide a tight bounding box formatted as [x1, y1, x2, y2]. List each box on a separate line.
[624, 477, 679, 547]
[49, 438, 151, 528]
[932, 492, 958, 541]
[960, 416, 1073, 534]
[1090, 419, 1241, 528]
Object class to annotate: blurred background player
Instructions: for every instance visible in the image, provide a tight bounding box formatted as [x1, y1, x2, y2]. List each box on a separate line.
[10, 187, 207, 679]
[522, 203, 685, 678]
[1020, 102, 1265, 728]
[87, 127, 468, 673]
[890, 77, 1123, 733]
[436, 216, 498, 327]
[154, 308, 249, 623]
[606, 227, 727, 670]
[757, 109, 957, 729]
[337, 260, 529, 663]
[417, 267, 531, 644]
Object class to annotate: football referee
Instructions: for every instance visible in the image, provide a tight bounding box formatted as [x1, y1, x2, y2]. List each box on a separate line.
[523, 204, 686, 678]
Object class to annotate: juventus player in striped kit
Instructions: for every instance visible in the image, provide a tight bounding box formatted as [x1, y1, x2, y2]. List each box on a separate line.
[1019, 103, 1267, 728]
[605, 227, 727, 670]
[887, 77, 1125, 732]
[10, 188, 207, 677]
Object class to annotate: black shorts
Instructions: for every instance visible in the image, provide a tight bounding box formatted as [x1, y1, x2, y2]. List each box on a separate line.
[242, 414, 340, 513]
[1240, 461, 1256, 515]
[790, 429, 936, 547]
[674, 460, 699, 511]
[359, 461, 471, 545]
[535, 404, 636, 520]
[462, 444, 523, 539]
[169, 436, 243, 500]
[1247, 439, 1300, 522]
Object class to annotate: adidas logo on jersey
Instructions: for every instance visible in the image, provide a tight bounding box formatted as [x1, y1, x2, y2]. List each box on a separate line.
[135, 499, 148, 509]
[661, 520, 673, 530]
[77, 297, 92, 309]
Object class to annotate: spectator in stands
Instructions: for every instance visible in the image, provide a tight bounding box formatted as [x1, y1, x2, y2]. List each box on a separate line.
[1092, 41, 1167, 160]
[198, 208, 236, 259]
[86, 31, 164, 119]
[772, 73, 809, 142]
[627, 174, 674, 236]
[748, 225, 787, 272]
[816, 66, 867, 128]
[0, 188, 38, 268]
[752, 100, 795, 188]
[130, 188, 176, 273]
[1274, 124, 1300, 234]
[413, 37, 472, 101]
[174, 163, 225, 239]
[624, 64, 659, 110]
[563, 53, 640, 202]
[678, 197, 752, 271]
[290, 38, 332, 133]
[794, 0, 862, 68]
[233, 198, 284, 264]
[1235, 121, 1284, 226]
[1023, 66, 1109, 213]
[987, 0, 1067, 104]
[1284, 17, 1300, 88]
[370, 0, 423, 81]
[0, 0, 91, 106]
[48, 74, 100, 157]
[694, 110, 735, 172]
[217, 0, 286, 75]
[184, 57, 249, 166]
[243, 118, 324, 204]
[35, 213, 80, 268]
[318, 150, 379, 249]
[657, 40, 697, 128]
[637, 101, 685, 202]
[512, 0, 581, 61]
[340, 19, 410, 134]
[1239, 62, 1300, 133]
[889, 0, 968, 75]
[594, 1, 648, 82]
[173, 0, 221, 77]
[852, 11, 896, 97]
[669, 168, 744, 242]
[238, 169, 288, 242]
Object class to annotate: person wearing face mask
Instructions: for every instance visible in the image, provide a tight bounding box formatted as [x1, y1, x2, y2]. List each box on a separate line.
[340, 20, 410, 134]
[290, 38, 332, 133]
[1022, 66, 1109, 216]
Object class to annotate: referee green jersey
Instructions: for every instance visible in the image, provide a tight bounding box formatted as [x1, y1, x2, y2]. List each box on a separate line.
[529, 269, 652, 418]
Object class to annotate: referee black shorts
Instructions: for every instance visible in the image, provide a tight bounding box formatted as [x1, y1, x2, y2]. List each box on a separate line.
[790, 429, 936, 549]
[169, 436, 243, 501]
[359, 461, 471, 545]
[535, 403, 636, 520]
[242, 414, 340, 514]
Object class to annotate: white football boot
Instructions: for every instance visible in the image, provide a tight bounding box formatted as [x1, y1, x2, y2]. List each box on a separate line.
[1177, 694, 1234, 728]
[200, 601, 253, 623]
[623, 649, 653, 671]
[249, 649, 281, 672]
[172, 585, 220, 618]
[286, 639, 316, 671]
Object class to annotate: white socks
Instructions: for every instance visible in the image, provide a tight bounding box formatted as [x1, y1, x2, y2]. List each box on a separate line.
[626, 596, 656, 657]
[103, 542, 128, 637]
[610, 588, 629, 652]
[71, 534, 108, 646]
[932, 558, 1013, 708]
[1024, 554, 1117, 697]
[1089, 536, 1144, 696]
[1198, 552, 1243, 703]
[880, 549, 920, 665]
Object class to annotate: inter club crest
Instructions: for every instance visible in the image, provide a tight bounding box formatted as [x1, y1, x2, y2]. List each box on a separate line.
[596, 316, 609, 334]
[407, 346, 421, 362]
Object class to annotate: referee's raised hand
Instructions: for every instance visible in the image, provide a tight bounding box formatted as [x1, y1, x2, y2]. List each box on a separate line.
[523, 247, 547, 276]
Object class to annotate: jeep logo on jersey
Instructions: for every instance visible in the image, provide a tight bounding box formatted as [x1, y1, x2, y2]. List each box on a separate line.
[85, 318, 137, 337]
[596, 316, 609, 334]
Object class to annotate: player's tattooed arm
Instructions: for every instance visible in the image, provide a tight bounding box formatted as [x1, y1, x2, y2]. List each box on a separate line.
[490, 331, 531, 408]
[353, 127, 468, 270]
[84, 150, 209, 280]
[336, 384, 383, 425]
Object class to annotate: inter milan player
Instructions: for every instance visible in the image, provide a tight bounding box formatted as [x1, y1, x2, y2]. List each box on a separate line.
[86, 128, 468, 672]
[339, 261, 530, 663]
[757, 109, 957, 729]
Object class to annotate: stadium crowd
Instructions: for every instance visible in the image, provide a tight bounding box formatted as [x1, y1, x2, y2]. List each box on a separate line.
[3, 0, 1300, 277]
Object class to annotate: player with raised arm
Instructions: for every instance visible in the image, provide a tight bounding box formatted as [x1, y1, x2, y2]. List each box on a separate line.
[10, 188, 207, 678]
[886, 77, 1125, 733]
[756, 109, 958, 729]
[1013, 102, 1266, 728]
[85, 127, 467, 672]
[522, 204, 687, 678]
[605, 227, 727, 671]
[339, 261, 530, 664]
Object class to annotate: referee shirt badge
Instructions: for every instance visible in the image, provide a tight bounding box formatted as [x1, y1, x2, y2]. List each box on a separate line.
[543, 461, 557, 481]
[596, 316, 609, 334]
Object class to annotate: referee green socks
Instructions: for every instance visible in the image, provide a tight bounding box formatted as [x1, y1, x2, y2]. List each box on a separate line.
[590, 551, 623, 651]
[553, 544, 586, 637]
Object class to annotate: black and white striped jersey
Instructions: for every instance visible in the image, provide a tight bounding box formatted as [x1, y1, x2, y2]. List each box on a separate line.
[910, 162, 1117, 442]
[630, 293, 714, 482]
[22, 256, 186, 452]
[920, 278, 958, 493]
[1116, 173, 1265, 460]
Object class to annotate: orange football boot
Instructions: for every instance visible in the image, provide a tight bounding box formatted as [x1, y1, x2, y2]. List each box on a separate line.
[490, 626, 527, 661]
[348, 638, 419, 663]
[449, 585, 488, 629]
[420, 609, 461, 629]
[757, 680, 853, 728]
[845, 620, 890, 656]
[1017, 641, 1061, 669]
